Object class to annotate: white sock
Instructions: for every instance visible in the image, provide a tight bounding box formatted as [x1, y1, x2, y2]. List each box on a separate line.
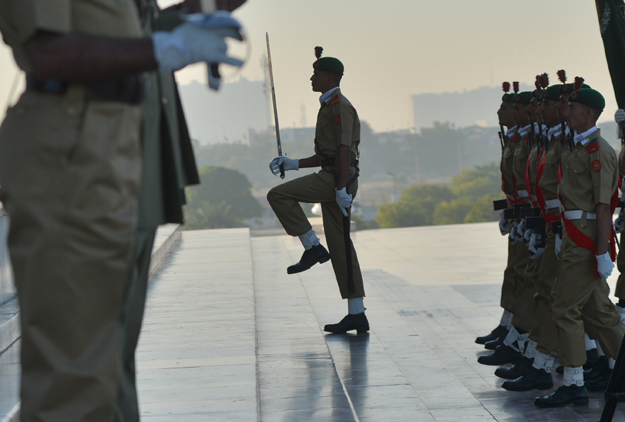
[348, 297, 365, 315]
[610, 357, 616, 369]
[584, 333, 596, 351]
[525, 339, 537, 360]
[532, 351, 555, 373]
[597, 343, 605, 357]
[298, 229, 320, 250]
[503, 327, 521, 351]
[562, 366, 584, 387]
[500, 310, 513, 327]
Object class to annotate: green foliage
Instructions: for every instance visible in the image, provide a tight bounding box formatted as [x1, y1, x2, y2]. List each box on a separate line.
[376, 184, 453, 228]
[183, 166, 263, 230]
[376, 163, 505, 228]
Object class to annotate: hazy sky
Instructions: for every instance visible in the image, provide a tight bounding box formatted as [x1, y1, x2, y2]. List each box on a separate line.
[0, 0, 619, 132]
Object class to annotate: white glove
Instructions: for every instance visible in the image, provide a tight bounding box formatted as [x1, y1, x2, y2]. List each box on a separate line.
[152, 22, 244, 72]
[499, 212, 508, 236]
[335, 187, 353, 217]
[615, 109, 625, 123]
[509, 222, 519, 244]
[555, 233, 563, 259]
[269, 156, 299, 176]
[596, 251, 615, 279]
[523, 228, 533, 245]
[528, 233, 545, 259]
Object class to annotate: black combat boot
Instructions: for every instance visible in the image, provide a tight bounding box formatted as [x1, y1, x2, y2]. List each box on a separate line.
[534, 385, 588, 407]
[484, 336, 505, 350]
[495, 357, 533, 380]
[584, 348, 599, 370]
[584, 355, 610, 382]
[478, 345, 522, 366]
[324, 313, 369, 334]
[502, 366, 553, 391]
[476, 325, 508, 345]
[586, 368, 611, 392]
[287, 244, 331, 274]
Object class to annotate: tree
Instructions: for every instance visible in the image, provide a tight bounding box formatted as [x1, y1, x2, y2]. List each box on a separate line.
[184, 166, 263, 230]
[433, 198, 474, 225]
[450, 162, 502, 199]
[465, 193, 503, 223]
[375, 184, 453, 228]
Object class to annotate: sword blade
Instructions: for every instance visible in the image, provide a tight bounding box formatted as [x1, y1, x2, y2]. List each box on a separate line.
[266, 33, 284, 178]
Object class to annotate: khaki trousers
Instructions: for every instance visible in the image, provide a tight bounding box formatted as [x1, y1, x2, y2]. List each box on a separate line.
[552, 219, 625, 367]
[532, 220, 559, 356]
[267, 168, 364, 299]
[0, 91, 141, 422]
[615, 232, 625, 300]
[500, 237, 517, 312]
[510, 240, 530, 332]
[115, 228, 157, 422]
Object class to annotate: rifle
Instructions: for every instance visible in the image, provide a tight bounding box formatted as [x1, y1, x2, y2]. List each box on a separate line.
[265, 33, 285, 179]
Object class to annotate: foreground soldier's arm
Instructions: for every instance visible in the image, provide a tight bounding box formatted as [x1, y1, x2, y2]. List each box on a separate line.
[335, 145, 351, 189]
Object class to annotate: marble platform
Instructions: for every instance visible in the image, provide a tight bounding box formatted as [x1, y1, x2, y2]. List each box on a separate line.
[133, 224, 625, 421]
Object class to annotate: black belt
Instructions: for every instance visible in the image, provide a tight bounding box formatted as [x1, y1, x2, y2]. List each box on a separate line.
[26, 74, 145, 105]
[319, 156, 358, 169]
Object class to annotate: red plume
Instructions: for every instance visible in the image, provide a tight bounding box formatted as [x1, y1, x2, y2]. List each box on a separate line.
[557, 69, 566, 83]
[314, 46, 323, 59]
[502, 82, 510, 93]
[534, 79, 541, 91]
[574, 76, 585, 91]
[513, 81, 519, 93]
[540, 73, 549, 88]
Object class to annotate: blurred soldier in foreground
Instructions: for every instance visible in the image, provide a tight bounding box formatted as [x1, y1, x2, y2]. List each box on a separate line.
[267, 48, 368, 334]
[116, 1, 246, 421]
[0, 1, 241, 420]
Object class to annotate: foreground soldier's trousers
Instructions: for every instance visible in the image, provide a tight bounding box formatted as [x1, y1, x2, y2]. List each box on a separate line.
[0, 91, 142, 422]
[115, 228, 157, 422]
[267, 168, 364, 299]
[553, 219, 625, 367]
[615, 232, 625, 300]
[531, 217, 560, 356]
[500, 235, 517, 312]
[509, 239, 531, 332]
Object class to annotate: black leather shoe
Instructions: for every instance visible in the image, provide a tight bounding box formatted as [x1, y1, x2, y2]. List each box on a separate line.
[478, 345, 522, 366]
[535, 385, 588, 407]
[502, 367, 553, 391]
[324, 313, 369, 334]
[586, 369, 611, 392]
[495, 357, 533, 380]
[476, 325, 508, 345]
[287, 244, 331, 274]
[484, 336, 505, 350]
[585, 355, 609, 382]
[583, 348, 599, 371]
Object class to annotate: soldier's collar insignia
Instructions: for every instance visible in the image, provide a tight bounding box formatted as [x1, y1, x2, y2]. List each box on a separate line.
[586, 141, 599, 154]
[329, 95, 340, 106]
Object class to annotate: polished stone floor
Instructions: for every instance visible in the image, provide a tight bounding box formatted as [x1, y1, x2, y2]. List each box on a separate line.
[135, 224, 625, 421]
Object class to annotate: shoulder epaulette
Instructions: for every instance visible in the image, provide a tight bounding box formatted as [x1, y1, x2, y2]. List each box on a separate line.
[586, 139, 599, 154]
[329, 95, 340, 106]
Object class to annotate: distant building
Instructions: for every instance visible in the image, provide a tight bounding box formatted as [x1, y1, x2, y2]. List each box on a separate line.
[411, 84, 533, 130]
[179, 78, 271, 144]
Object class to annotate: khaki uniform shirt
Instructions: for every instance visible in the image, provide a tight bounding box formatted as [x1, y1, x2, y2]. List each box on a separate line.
[513, 129, 531, 195]
[314, 89, 360, 164]
[501, 134, 516, 198]
[539, 134, 564, 201]
[0, 0, 142, 71]
[559, 128, 617, 212]
[528, 143, 540, 193]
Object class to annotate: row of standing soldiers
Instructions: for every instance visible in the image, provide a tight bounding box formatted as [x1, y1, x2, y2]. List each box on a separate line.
[475, 72, 625, 408]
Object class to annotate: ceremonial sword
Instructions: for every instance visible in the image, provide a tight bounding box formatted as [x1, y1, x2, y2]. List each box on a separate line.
[266, 33, 285, 179]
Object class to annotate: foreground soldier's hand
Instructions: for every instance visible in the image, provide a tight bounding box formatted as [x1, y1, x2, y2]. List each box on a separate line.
[335, 188, 353, 217]
[269, 156, 299, 175]
[498, 212, 509, 236]
[555, 232, 562, 259]
[152, 19, 244, 72]
[596, 252, 615, 279]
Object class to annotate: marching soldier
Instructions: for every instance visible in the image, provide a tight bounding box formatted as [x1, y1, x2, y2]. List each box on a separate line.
[0, 2, 240, 420]
[267, 48, 368, 333]
[612, 107, 625, 324]
[535, 87, 625, 407]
